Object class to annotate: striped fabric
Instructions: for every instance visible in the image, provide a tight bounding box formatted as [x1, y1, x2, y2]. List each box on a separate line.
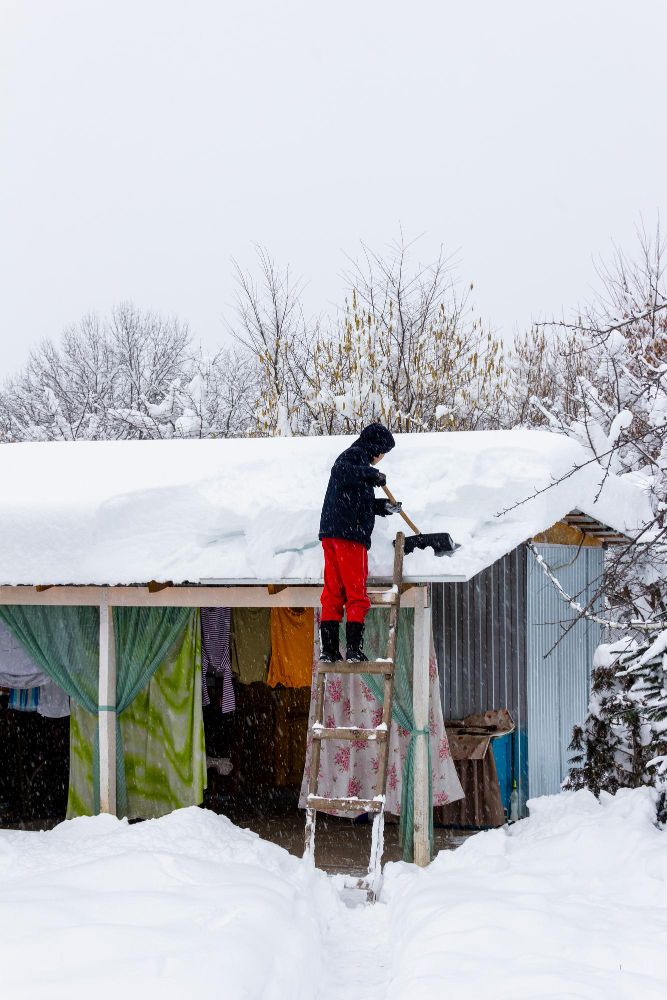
[8, 687, 39, 712]
[200, 607, 235, 714]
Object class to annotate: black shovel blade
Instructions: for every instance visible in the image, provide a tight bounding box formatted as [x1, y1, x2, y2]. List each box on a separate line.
[396, 532, 459, 557]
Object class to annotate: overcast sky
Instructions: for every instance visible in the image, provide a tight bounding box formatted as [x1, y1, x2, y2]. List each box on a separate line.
[1, 0, 665, 377]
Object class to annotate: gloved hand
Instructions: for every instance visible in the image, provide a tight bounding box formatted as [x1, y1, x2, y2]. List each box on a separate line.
[374, 471, 387, 487]
[375, 498, 402, 516]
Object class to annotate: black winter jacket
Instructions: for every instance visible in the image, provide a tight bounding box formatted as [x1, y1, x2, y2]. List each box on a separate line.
[318, 424, 396, 550]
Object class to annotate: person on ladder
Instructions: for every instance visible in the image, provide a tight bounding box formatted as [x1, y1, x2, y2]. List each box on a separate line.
[318, 423, 402, 663]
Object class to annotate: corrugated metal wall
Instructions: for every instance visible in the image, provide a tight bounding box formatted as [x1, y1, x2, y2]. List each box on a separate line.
[432, 541, 604, 817]
[526, 543, 604, 800]
[432, 545, 528, 812]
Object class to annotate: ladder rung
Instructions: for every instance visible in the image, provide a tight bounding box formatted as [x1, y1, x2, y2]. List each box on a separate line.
[344, 876, 373, 892]
[317, 660, 393, 675]
[369, 590, 398, 605]
[311, 725, 388, 742]
[306, 795, 384, 813]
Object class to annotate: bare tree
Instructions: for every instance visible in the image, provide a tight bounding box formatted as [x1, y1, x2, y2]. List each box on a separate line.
[1, 311, 123, 441]
[227, 246, 317, 436]
[307, 235, 506, 435]
[0, 304, 250, 441]
[505, 222, 667, 629]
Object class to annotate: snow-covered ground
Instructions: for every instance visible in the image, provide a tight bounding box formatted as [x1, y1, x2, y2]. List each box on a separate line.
[0, 807, 339, 1000]
[383, 788, 667, 999]
[1, 789, 665, 999]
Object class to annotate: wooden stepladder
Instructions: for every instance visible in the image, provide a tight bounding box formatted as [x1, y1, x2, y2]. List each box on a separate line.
[303, 531, 405, 900]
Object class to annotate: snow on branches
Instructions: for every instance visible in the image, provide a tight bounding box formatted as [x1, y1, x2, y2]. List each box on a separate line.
[507, 225, 667, 623]
[0, 305, 255, 442]
[566, 633, 667, 820]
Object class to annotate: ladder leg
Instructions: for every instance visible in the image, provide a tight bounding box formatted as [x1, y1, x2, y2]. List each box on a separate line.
[303, 664, 327, 860]
[372, 533, 404, 833]
[303, 807, 317, 863]
[368, 533, 404, 898]
[367, 807, 385, 901]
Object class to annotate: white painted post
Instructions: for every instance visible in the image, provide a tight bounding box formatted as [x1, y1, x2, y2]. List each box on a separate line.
[413, 585, 431, 867]
[98, 588, 117, 815]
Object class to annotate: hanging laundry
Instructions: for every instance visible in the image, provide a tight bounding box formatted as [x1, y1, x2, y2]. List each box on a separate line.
[8, 687, 40, 712]
[200, 608, 235, 713]
[37, 679, 70, 719]
[267, 608, 315, 688]
[0, 619, 70, 717]
[0, 618, 48, 688]
[201, 665, 210, 709]
[230, 608, 271, 685]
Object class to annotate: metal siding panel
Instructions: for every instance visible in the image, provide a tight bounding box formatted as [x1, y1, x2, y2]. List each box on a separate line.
[433, 550, 528, 801]
[488, 561, 498, 709]
[433, 557, 532, 710]
[432, 582, 445, 704]
[451, 583, 460, 719]
[477, 571, 485, 709]
[527, 549, 560, 800]
[515, 545, 529, 813]
[463, 579, 472, 716]
[454, 582, 464, 719]
[527, 544, 604, 801]
[485, 566, 493, 708]
[449, 582, 458, 719]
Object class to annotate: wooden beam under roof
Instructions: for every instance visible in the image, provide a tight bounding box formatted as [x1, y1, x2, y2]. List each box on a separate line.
[560, 509, 629, 544]
[0, 584, 421, 608]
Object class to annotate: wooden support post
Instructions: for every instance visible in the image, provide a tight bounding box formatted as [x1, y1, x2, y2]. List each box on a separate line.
[98, 588, 117, 815]
[413, 585, 431, 867]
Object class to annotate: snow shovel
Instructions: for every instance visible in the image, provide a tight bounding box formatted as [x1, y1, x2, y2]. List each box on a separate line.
[382, 484, 458, 557]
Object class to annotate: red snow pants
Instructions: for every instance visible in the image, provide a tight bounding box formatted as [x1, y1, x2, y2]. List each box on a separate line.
[320, 538, 371, 624]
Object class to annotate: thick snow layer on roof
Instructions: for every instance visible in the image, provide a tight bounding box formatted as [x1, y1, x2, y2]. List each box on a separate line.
[0, 430, 651, 586]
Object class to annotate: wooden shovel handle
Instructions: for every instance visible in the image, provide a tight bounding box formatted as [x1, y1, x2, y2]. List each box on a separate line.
[381, 484, 421, 535]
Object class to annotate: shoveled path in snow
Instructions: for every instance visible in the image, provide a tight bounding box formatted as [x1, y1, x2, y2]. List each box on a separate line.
[315, 891, 391, 1000]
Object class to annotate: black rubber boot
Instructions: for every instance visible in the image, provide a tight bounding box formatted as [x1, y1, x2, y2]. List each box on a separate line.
[345, 621, 368, 662]
[319, 620, 342, 663]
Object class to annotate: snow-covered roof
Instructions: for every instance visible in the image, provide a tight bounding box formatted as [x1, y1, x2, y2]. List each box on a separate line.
[0, 431, 651, 587]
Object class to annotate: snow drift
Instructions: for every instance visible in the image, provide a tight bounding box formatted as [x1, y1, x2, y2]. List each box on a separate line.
[382, 787, 667, 1000]
[1, 790, 665, 999]
[0, 807, 338, 1000]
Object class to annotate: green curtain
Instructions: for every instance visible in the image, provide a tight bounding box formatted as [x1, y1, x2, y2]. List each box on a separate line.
[68, 614, 205, 819]
[355, 608, 434, 864]
[0, 603, 99, 715]
[106, 605, 192, 817]
[0, 604, 191, 819]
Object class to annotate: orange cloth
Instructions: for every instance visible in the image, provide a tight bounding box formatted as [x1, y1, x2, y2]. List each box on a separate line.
[267, 608, 314, 688]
